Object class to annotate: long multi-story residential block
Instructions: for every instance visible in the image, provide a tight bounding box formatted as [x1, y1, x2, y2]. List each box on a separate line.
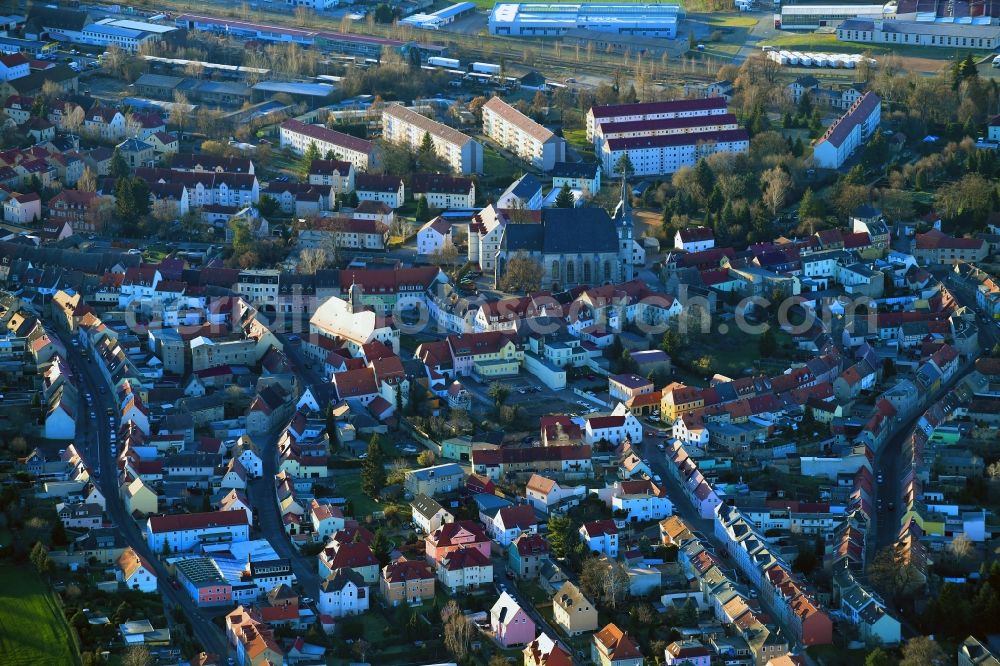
[602, 128, 749, 177]
[482, 97, 566, 171]
[279, 119, 375, 171]
[812, 91, 881, 169]
[593, 112, 740, 155]
[587, 97, 728, 141]
[381, 105, 483, 175]
[589, 98, 748, 176]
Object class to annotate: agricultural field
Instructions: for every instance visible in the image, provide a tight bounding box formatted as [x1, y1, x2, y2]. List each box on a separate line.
[0, 566, 79, 666]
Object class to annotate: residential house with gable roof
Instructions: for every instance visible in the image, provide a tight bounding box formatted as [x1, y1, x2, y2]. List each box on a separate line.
[318, 567, 369, 618]
[437, 546, 494, 593]
[581, 520, 619, 558]
[410, 493, 454, 534]
[411, 173, 475, 209]
[552, 581, 599, 636]
[524, 632, 573, 666]
[425, 519, 491, 565]
[485, 504, 538, 547]
[380, 557, 435, 606]
[84, 106, 125, 141]
[525, 473, 586, 514]
[491, 591, 536, 647]
[508, 532, 551, 580]
[593, 623, 644, 666]
[117, 546, 157, 593]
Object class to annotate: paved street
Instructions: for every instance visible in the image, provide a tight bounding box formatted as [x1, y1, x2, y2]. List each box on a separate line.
[633, 434, 812, 658]
[246, 429, 323, 598]
[247, 334, 330, 599]
[875, 268, 995, 550]
[56, 330, 232, 660]
[489, 551, 583, 664]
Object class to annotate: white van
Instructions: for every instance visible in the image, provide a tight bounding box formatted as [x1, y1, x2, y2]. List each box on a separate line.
[993, 55, 1000, 68]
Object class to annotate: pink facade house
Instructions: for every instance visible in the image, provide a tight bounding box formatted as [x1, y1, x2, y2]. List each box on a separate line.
[425, 520, 491, 565]
[491, 591, 535, 647]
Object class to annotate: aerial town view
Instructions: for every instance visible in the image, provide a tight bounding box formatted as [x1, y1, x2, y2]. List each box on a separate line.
[1, 0, 1000, 663]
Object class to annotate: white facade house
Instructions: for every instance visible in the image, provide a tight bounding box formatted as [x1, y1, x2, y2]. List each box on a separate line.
[584, 404, 642, 445]
[813, 92, 881, 169]
[674, 226, 715, 253]
[0, 53, 29, 80]
[611, 480, 673, 522]
[496, 173, 544, 211]
[411, 493, 454, 534]
[482, 96, 566, 171]
[319, 568, 369, 617]
[84, 107, 126, 141]
[551, 162, 601, 197]
[587, 96, 728, 141]
[580, 520, 619, 558]
[468, 205, 506, 272]
[382, 104, 483, 175]
[117, 547, 158, 593]
[145, 511, 250, 553]
[486, 505, 538, 547]
[411, 174, 476, 209]
[837, 18, 1000, 50]
[418, 217, 453, 257]
[355, 174, 405, 209]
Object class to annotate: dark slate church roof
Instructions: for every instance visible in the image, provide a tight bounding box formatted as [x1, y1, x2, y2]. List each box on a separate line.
[503, 208, 619, 255]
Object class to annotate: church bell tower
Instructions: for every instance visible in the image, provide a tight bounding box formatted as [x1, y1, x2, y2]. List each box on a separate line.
[613, 176, 635, 281]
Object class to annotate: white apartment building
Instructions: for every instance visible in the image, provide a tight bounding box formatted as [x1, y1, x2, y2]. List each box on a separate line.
[813, 91, 881, 169]
[411, 173, 476, 209]
[279, 119, 375, 171]
[593, 111, 740, 156]
[602, 128, 750, 177]
[482, 96, 566, 171]
[587, 96, 729, 141]
[382, 105, 483, 175]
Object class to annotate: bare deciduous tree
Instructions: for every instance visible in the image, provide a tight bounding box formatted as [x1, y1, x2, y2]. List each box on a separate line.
[298, 247, 331, 275]
[949, 533, 974, 561]
[122, 646, 152, 666]
[441, 600, 472, 661]
[761, 166, 792, 216]
[77, 167, 96, 193]
[499, 251, 543, 293]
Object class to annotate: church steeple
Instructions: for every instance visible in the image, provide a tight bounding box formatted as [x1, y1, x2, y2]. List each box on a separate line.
[613, 175, 632, 234]
[614, 175, 634, 282]
[348, 276, 363, 314]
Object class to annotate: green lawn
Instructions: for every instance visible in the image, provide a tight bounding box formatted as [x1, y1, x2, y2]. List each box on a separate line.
[481, 144, 522, 186]
[563, 128, 589, 151]
[0, 566, 79, 666]
[334, 474, 381, 517]
[703, 14, 757, 27]
[695, 42, 743, 59]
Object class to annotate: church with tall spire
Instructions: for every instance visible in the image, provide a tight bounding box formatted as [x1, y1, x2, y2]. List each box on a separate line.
[495, 179, 638, 290]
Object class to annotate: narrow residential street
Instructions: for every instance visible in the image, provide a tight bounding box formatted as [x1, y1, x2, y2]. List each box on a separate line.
[56, 330, 232, 660]
[247, 334, 329, 598]
[246, 429, 323, 597]
[635, 436, 813, 659]
[490, 549, 582, 663]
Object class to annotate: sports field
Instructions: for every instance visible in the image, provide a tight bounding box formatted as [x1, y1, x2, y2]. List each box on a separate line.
[0, 566, 79, 666]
